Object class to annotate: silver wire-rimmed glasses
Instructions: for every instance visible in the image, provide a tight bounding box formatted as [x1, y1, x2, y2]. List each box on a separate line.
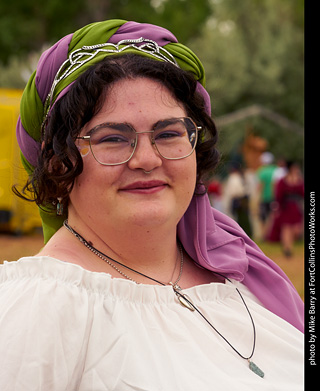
[76, 117, 201, 166]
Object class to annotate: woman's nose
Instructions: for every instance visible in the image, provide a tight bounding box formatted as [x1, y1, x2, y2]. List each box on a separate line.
[127, 132, 162, 171]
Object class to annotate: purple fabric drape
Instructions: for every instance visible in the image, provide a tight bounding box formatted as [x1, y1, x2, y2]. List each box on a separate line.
[178, 193, 304, 333]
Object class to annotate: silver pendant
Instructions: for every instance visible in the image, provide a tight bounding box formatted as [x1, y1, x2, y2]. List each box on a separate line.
[172, 285, 195, 311]
[248, 360, 264, 378]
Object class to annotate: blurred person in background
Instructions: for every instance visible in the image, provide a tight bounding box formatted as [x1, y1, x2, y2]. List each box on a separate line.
[222, 163, 252, 237]
[269, 161, 304, 257]
[256, 152, 277, 239]
[272, 157, 288, 185]
[0, 19, 303, 390]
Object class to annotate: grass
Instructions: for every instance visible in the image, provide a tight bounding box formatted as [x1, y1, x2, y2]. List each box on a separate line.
[257, 240, 304, 300]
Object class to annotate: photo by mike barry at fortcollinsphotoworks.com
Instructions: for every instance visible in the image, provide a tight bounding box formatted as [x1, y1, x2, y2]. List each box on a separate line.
[306, 190, 317, 377]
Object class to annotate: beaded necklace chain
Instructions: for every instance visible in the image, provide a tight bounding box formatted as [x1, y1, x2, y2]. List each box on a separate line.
[63, 220, 264, 378]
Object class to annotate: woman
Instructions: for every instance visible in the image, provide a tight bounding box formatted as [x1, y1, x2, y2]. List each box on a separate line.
[274, 161, 304, 256]
[0, 20, 303, 390]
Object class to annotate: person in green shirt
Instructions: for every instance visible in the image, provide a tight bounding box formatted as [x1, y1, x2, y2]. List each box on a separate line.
[257, 152, 277, 238]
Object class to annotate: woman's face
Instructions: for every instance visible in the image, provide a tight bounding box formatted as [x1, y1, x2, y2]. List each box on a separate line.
[68, 77, 197, 233]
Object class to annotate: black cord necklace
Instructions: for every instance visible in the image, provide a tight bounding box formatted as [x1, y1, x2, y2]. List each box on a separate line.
[63, 220, 264, 378]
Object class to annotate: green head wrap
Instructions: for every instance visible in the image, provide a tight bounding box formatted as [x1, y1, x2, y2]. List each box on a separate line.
[16, 19, 210, 243]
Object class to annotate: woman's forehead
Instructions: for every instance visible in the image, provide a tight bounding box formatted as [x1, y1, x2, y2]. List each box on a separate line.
[82, 78, 186, 132]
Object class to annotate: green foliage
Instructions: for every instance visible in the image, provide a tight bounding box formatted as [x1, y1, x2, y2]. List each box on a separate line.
[190, 0, 303, 118]
[0, 0, 87, 64]
[148, 0, 212, 42]
[0, 0, 211, 64]
[188, 0, 304, 162]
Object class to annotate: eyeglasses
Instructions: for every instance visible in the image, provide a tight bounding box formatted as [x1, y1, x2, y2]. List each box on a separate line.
[77, 117, 201, 166]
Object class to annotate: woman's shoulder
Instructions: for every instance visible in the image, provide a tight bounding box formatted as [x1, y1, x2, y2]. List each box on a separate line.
[0, 256, 113, 296]
[2, 255, 79, 277]
[0, 257, 100, 389]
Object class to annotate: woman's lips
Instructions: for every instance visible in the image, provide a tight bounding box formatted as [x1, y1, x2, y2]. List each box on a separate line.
[120, 180, 167, 194]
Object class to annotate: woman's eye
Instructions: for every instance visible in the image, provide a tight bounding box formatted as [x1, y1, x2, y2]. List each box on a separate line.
[104, 136, 126, 143]
[155, 131, 180, 140]
[91, 123, 133, 144]
[95, 134, 129, 144]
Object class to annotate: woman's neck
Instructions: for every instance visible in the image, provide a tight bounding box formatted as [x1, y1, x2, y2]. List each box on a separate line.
[39, 215, 223, 288]
[62, 213, 180, 282]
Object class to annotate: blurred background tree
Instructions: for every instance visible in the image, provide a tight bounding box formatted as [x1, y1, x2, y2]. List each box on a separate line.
[0, 0, 211, 64]
[0, 0, 304, 164]
[188, 0, 304, 166]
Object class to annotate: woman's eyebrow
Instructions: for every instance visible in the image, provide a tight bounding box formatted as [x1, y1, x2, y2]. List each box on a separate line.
[84, 118, 179, 135]
[85, 122, 132, 135]
[153, 118, 180, 129]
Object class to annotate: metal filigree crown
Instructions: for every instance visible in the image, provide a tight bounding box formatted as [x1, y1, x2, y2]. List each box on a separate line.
[43, 38, 179, 125]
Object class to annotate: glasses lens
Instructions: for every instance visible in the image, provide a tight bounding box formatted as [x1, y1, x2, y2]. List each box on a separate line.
[89, 123, 135, 165]
[153, 118, 197, 159]
[87, 118, 198, 165]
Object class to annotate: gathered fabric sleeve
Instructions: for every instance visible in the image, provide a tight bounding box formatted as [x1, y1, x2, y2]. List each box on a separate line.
[0, 258, 94, 391]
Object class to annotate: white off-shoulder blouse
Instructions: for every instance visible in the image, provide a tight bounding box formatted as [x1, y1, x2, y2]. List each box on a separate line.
[0, 257, 303, 391]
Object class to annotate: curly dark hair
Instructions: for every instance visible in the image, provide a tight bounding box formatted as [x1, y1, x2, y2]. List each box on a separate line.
[16, 54, 220, 212]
